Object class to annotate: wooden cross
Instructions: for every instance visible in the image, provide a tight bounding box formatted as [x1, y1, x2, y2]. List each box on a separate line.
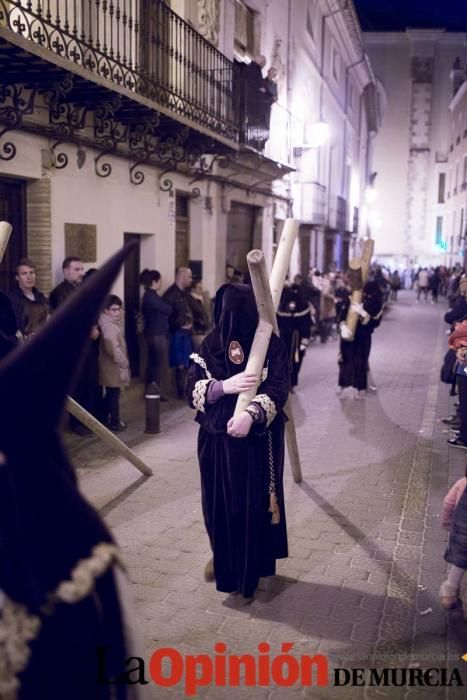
[234, 219, 302, 482]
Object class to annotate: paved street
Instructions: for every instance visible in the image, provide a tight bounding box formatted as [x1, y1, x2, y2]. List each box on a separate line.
[69, 291, 467, 699]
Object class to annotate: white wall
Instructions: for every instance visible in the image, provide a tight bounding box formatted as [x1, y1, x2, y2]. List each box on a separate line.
[49, 145, 175, 297]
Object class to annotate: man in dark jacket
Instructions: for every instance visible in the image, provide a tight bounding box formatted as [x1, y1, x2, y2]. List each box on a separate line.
[9, 257, 49, 337]
[49, 256, 84, 310]
[162, 266, 193, 398]
[50, 256, 90, 433]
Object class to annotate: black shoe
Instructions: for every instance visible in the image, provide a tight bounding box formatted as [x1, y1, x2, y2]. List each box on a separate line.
[447, 437, 467, 450]
[109, 421, 127, 432]
[442, 415, 460, 425]
[160, 396, 169, 402]
[72, 424, 92, 436]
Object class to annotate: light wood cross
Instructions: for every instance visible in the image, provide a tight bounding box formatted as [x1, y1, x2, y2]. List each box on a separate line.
[341, 238, 374, 341]
[234, 219, 302, 483]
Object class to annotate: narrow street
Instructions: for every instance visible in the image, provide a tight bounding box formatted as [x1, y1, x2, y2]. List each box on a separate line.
[71, 292, 467, 699]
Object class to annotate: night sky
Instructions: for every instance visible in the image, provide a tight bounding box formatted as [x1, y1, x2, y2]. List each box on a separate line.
[354, 0, 467, 32]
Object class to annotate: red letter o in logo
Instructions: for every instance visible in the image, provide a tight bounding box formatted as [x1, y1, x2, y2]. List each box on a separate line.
[149, 648, 184, 687]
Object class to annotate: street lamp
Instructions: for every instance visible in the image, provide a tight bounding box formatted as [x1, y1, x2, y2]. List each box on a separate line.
[305, 120, 330, 148]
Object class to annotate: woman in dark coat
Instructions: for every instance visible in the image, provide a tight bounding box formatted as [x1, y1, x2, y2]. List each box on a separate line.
[186, 284, 290, 601]
[338, 281, 383, 397]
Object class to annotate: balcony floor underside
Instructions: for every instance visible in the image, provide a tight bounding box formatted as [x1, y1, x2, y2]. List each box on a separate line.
[0, 28, 239, 154]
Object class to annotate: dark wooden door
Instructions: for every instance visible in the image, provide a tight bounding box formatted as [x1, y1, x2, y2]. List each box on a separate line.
[299, 225, 311, 278]
[0, 178, 26, 292]
[226, 202, 261, 273]
[175, 193, 190, 269]
[124, 233, 141, 378]
[325, 236, 334, 272]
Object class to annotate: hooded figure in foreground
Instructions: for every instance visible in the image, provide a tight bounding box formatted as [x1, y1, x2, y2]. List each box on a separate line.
[186, 284, 290, 601]
[0, 243, 138, 699]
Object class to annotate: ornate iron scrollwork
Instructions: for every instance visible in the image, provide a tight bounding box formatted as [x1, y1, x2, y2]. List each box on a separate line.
[51, 141, 69, 169]
[159, 170, 175, 196]
[94, 95, 127, 177]
[0, 83, 38, 160]
[128, 114, 161, 185]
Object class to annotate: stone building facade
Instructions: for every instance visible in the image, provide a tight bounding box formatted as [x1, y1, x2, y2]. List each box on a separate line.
[442, 63, 467, 267]
[363, 29, 466, 267]
[0, 0, 377, 365]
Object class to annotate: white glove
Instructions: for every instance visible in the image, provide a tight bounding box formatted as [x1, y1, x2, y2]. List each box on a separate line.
[351, 302, 369, 319]
[299, 338, 310, 353]
[340, 323, 352, 340]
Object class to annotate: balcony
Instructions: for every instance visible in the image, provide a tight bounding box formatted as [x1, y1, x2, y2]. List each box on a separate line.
[294, 181, 326, 225]
[0, 0, 238, 164]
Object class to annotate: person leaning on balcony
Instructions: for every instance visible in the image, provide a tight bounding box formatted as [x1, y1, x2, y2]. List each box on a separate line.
[263, 66, 278, 132]
[162, 266, 194, 399]
[245, 55, 268, 130]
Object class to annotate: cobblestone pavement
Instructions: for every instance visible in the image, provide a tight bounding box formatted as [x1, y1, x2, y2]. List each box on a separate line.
[68, 291, 467, 699]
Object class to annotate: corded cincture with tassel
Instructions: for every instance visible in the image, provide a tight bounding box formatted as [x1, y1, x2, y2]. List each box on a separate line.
[268, 430, 280, 524]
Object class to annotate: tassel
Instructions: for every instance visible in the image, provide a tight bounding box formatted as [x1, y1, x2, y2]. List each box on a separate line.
[269, 492, 280, 524]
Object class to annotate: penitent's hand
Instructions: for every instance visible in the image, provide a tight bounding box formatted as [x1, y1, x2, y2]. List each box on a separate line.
[227, 412, 253, 438]
[222, 371, 258, 395]
[340, 323, 352, 340]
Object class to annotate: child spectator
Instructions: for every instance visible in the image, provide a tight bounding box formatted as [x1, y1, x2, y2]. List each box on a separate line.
[98, 295, 129, 432]
[439, 467, 467, 608]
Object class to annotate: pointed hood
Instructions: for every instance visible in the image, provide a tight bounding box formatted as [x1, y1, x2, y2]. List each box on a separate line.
[0, 242, 136, 611]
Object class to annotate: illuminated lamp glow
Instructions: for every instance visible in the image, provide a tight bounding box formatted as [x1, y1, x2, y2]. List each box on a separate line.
[305, 121, 330, 148]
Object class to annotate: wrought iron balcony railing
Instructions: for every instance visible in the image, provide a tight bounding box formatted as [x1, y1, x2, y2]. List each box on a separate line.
[0, 0, 238, 142]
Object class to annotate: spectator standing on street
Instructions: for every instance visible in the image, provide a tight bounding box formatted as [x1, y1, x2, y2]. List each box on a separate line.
[189, 280, 210, 350]
[98, 295, 130, 432]
[49, 256, 84, 310]
[9, 257, 49, 338]
[225, 263, 235, 284]
[163, 266, 194, 399]
[446, 322, 467, 450]
[429, 267, 441, 304]
[439, 468, 467, 608]
[140, 269, 171, 397]
[319, 272, 336, 343]
[0, 289, 18, 359]
[49, 256, 90, 434]
[389, 270, 401, 302]
[416, 268, 429, 302]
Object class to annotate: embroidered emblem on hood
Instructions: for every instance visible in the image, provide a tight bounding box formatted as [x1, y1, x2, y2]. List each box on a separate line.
[229, 341, 244, 364]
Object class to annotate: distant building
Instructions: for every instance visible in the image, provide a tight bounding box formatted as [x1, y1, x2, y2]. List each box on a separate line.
[443, 60, 467, 267]
[363, 29, 466, 267]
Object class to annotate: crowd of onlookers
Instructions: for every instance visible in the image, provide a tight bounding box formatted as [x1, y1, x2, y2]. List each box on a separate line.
[3, 253, 466, 437]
